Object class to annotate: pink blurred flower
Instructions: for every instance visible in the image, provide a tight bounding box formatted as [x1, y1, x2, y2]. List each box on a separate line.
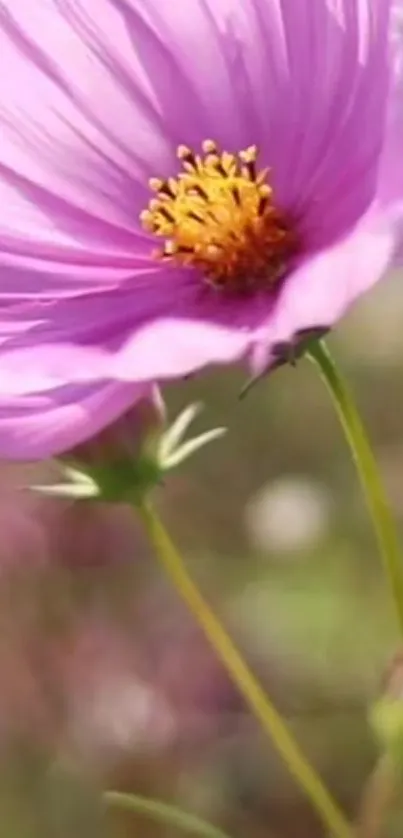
[59, 619, 177, 766]
[0, 0, 402, 458]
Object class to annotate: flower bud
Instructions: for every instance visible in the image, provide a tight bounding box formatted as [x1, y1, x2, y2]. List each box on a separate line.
[74, 386, 165, 469]
[31, 396, 225, 505]
[71, 386, 166, 503]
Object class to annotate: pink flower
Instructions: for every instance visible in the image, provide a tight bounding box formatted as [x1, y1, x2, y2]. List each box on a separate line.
[0, 0, 401, 458]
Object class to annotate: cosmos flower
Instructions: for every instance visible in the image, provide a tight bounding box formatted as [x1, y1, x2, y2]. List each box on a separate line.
[0, 0, 401, 458]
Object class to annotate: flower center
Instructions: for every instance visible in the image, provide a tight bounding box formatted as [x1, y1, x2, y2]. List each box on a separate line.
[140, 141, 298, 293]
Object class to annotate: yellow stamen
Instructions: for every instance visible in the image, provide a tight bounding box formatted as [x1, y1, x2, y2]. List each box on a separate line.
[141, 141, 298, 292]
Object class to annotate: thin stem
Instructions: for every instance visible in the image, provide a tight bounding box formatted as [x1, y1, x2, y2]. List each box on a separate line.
[309, 340, 403, 636]
[355, 755, 397, 838]
[137, 499, 352, 838]
[104, 791, 232, 838]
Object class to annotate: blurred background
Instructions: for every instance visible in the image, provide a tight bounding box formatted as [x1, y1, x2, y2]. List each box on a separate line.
[1, 270, 403, 838]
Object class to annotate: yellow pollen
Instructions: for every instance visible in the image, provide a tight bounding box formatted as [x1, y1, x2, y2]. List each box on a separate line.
[140, 141, 298, 292]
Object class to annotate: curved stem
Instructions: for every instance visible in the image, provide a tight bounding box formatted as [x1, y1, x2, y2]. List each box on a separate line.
[309, 340, 403, 636]
[104, 791, 232, 838]
[137, 499, 352, 838]
[355, 755, 397, 838]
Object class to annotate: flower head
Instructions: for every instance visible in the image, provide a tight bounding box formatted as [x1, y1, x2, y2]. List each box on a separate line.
[0, 0, 402, 458]
[141, 141, 299, 291]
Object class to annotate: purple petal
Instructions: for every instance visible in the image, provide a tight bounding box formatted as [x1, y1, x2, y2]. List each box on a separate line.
[0, 0, 392, 275]
[0, 0, 173, 298]
[251, 207, 403, 373]
[0, 267, 272, 395]
[0, 201, 400, 402]
[0, 379, 149, 460]
[376, 0, 403, 261]
[267, 0, 391, 247]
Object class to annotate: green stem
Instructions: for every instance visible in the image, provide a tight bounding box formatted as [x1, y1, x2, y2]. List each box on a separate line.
[354, 755, 397, 838]
[104, 791, 232, 838]
[309, 340, 403, 636]
[137, 500, 352, 838]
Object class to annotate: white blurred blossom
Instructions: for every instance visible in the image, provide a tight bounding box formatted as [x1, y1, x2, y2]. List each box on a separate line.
[246, 476, 332, 556]
[68, 673, 176, 763]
